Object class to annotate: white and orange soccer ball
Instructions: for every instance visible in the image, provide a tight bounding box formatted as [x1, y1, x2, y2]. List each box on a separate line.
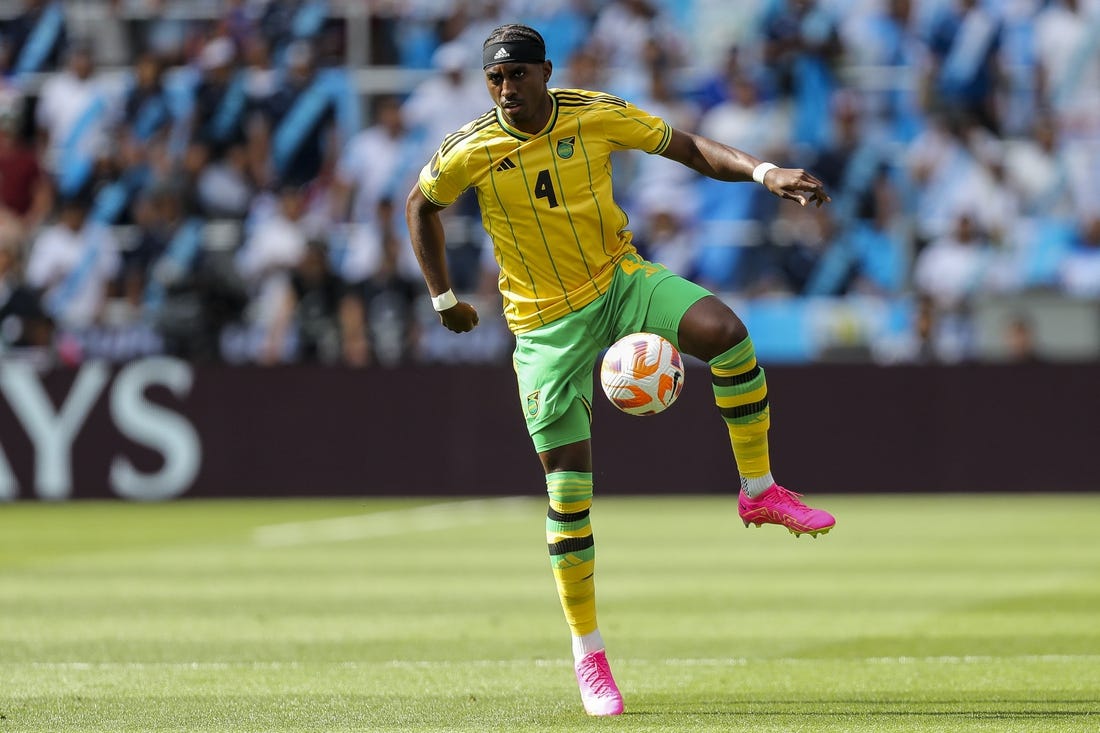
[600, 332, 685, 416]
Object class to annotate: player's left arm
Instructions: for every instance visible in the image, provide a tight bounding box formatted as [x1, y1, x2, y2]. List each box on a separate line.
[660, 128, 831, 208]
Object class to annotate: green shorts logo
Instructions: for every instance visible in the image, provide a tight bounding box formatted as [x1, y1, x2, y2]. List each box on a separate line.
[526, 390, 541, 417]
[556, 137, 575, 159]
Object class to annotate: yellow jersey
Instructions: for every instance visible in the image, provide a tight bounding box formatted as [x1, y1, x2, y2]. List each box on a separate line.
[417, 88, 673, 334]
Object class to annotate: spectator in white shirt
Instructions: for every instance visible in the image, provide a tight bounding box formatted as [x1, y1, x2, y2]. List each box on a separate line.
[24, 193, 120, 329]
[35, 43, 114, 193]
[1033, 0, 1100, 142]
[913, 211, 995, 310]
[1058, 215, 1100, 298]
[236, 182, 310, 332]
[332, 95, 423, 283]
[402, 41, 488, 161]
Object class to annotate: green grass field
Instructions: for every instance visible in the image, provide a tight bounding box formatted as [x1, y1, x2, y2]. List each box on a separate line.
[1, 494, 1098, 732]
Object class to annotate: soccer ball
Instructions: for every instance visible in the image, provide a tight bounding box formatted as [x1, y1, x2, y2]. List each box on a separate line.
[600, 332, 685, 416]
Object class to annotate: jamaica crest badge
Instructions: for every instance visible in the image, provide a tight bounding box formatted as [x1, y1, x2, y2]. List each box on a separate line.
[556, 137, 575, 159]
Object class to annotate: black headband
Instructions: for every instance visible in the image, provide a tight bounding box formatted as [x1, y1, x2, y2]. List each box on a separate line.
[482, 40, 545, 69]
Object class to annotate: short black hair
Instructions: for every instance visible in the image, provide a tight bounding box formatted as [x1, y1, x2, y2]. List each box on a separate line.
[483, 24, 546, 55]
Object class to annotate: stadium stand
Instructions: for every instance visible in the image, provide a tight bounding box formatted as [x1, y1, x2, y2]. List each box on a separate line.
[1, 0, 1098, 366]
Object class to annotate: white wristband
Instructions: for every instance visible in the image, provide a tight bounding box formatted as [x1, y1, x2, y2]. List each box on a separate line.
[431, 289, 458, 312]
[752, 162, 778, 185]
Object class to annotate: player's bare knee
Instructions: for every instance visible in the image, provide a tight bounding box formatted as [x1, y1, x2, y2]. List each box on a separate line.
[681, 298, 747, 360]
[699, 318, 747, 361]
[725, 315, 749, 349]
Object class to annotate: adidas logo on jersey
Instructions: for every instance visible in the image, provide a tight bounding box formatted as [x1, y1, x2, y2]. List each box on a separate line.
[494, 47, 510, 60]
[496, 157, 517, 171]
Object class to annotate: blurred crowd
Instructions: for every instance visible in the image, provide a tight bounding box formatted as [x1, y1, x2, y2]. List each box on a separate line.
[1, 0, 1099, 367]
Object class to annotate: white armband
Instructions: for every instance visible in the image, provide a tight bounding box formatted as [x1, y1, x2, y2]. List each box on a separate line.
[431, 289, 458, 312]
[752, 162, 779, 185]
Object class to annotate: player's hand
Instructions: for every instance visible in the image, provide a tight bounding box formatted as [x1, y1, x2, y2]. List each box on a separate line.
[763, 168, 831, 208]
[438, 301, 480, 333]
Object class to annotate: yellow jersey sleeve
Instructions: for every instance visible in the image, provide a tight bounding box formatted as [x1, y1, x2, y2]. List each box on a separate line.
[600, 101, 673, 155]
[417, 146, 470, 207]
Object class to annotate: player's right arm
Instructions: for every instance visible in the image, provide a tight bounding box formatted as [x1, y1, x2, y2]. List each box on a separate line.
[405, 184, 479, 333]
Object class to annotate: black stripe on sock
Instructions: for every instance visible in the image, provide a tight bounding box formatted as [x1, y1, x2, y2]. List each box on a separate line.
[720, 396, 769, 420]
[547, 506, 590, 523]
[547, 535, 594, 556]
[711, 365, 761, 387]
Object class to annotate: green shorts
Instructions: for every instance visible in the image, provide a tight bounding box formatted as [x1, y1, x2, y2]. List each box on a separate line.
[513, 252, 712, 452]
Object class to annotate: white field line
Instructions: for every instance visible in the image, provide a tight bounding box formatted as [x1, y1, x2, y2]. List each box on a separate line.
[14, 655, 1100, 671]
[251, 497, 535, 548]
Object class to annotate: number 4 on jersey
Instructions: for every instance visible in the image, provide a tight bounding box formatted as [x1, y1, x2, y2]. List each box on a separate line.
[534, 169, 558, 208]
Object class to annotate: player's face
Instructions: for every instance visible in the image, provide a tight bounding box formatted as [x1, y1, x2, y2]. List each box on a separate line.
[484, 61, 552, 131]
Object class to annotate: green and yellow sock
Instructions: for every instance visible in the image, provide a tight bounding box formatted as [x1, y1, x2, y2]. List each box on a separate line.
[546, 471, 599, 650]
[710, 336, 774, 496]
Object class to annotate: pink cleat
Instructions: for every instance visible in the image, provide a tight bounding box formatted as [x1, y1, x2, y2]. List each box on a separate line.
[574, 650, 624, 716]
[738, 484, 835, 538]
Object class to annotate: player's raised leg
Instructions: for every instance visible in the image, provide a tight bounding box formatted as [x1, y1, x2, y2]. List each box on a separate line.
[677, 296, 835, 537]
[540, 438, 623, 716]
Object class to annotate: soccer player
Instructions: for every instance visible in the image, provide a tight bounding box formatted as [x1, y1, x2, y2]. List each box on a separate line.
[405, 24, 837, 717]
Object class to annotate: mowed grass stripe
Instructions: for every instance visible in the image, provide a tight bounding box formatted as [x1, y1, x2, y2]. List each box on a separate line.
[0, 494, 1098, 732]
[3, 657, 1097, 732]
[252, 496, 533, 546]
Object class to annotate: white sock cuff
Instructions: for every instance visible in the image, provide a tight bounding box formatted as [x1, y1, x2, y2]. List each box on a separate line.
[572, 629, 605, 661]
[741, 472, 775, 498]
